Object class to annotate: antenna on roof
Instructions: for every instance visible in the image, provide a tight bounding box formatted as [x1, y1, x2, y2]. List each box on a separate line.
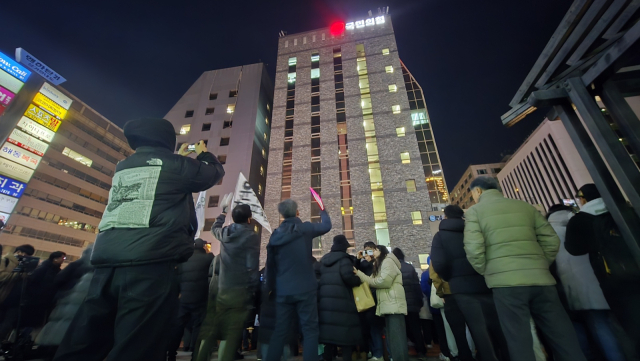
[279, 30, 287, 37]
[368, 10, 373, 16]
[377, 7, 382, 15]
[386, 6, 389, 14]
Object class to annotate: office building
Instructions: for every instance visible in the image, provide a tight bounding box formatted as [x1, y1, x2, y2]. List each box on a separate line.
[164, 63, 273, 252]
[263, 13, 437, 266]
[0, 87, 133, 261]
[450, 160, 508, 209]
[498, 118, 592, 211]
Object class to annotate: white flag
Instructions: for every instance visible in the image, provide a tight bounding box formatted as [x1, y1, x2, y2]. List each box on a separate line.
[194, 190, 207, 238]
[232, 172, 272, 233]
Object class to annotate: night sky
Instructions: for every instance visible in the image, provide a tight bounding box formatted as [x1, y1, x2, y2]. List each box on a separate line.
[1, 0, 572, 190]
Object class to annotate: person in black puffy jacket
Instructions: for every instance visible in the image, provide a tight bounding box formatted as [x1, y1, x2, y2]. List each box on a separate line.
[54, 118, 224, 361]
[318, 235, 362, 360]
[392, 248, 427, 360]
[166, 238, 214, 361]
[430, 205, 509, 361]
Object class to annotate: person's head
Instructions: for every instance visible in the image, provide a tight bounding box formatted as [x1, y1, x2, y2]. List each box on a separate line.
[363, 241, 377, 252]
[331, 235, 350, 253]
[576, 183, 600, 206]
[469, 176, 501, 203]
[546, 204, 574, 220]
[444, 204, 464, 219]
[373, 245, 390, 276]
[392, 247, 405, 261]
[14, 244, 35, 257]
[194, 238, 206, 250]
[278, 199, 299, 219]
[49, 251, 66, 266]
[123, 118, 176, 152]
[232, 204, 252, 224]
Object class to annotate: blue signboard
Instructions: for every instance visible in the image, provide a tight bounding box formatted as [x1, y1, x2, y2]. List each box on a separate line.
[0, 175, 26, 198]
[0, 51, 31, 82]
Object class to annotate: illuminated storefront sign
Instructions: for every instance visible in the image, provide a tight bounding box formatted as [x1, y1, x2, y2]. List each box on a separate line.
[24, 103, 62, 131]
[0, 69, 24, 94]
[0, 157, 35, 183]
[0, 175, 26, 198]
[0, 51, 30, 82]
[0, 194, 19, 214]
[7, 128, 49, 156]
[345, 16, 385, 30]
[39, 83, 71, 109]
[0, 86, 15, 107]
[33, 93, 67, 119]
[15, 48, 66, 85]
[0, 142, 42, 170]
[0, 212, 10, 223]
[17, 116, 55, 142]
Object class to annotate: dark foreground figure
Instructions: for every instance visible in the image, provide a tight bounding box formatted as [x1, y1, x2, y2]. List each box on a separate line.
[53, 118, 224, 361]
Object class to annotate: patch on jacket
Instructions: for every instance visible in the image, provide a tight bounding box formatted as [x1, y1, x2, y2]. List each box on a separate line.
[99, 166, 161, 230]
[147, 158, 163, 166]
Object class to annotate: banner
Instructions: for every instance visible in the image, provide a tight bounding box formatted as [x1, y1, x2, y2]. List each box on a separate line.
[0, 158, 34, 183]
[0, 51, 31, 82]
[0, 194, 18, 214]
[17, 116, 56, 142]
[0, 69, 24, 94]
[39, 83, 72, 109]
[232, 172, 271, 233]
[0, 86, 15, 107]
[0, 175, 26, 198]
[24, 104, 61, 131]
[7, 128, 49, 156]
[194, 190, 207, 238]
[33, 93, 67, 119]
[0, 142, 41, 170]
[16, 48, 66, 85]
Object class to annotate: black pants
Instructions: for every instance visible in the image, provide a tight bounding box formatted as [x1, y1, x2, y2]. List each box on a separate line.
[167, 302, 206, 357]
[406, 312, 427, 355]
[493, 286, 586, 361]
[432, 313, 450, 357]
[605, 291, 640, 356]
[54, 263, 179, 361]
[453, 293, 510, 361]
[443, 295, 474, 361]
[420, 319, 433, 346]
[266, 291, 318, 361]
[323, 345, 353, 361]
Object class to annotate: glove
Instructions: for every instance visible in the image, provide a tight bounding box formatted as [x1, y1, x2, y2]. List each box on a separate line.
[220, 193, 233, 214]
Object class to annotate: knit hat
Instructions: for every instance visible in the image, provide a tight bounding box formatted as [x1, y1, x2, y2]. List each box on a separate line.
[123, 118, 176, 151]
[331, 235, 350, 252]
[194, 238, 206, 249]
[444, 205, 464, 219]
[15, 244, 35, 256]
[576, 184, 600, 202]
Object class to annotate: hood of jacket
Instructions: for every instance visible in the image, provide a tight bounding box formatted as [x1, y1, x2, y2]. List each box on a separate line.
[268, 217, 303, 247]
[439, 218, 465, 232]
[386, 252, 402, 270]
[548, 209, 573, 227]
[321, 250, 349, 267]
[223, 223, 255, 243]
[580, 198, 608, 216]
[123, 118, 176, 151]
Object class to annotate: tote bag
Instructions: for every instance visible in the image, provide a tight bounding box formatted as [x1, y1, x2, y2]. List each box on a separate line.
[353, 282, 376, 312]
[430, 284, 445, 309]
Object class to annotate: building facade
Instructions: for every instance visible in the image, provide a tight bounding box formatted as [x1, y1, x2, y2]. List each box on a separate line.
[498, 118, 592, 211]
[450, 161, 507, 209]
[165, 63, 273, 253]
[263, 15, 435, 266]
[0, 87, 133, 261]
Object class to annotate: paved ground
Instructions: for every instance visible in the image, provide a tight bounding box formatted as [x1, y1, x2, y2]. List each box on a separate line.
[175, 349, 441, 360]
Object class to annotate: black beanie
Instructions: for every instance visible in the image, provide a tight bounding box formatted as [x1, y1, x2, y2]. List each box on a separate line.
[194, 238, 205, 249]
[576, 184, 600, 202]
[123, 118, 176, 151]
[15, 244, 35, 256]
[331, 235, 350, 252]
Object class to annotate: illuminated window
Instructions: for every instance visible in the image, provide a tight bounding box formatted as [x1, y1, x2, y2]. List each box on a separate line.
[262, 148, 266, 158]
[227, 104, 235, 114]
[209, 93, 217, 100]
[411, 211, 423, 225]
[229, 90, 238, 97]
[264, 133, 268, 141]
[223, 121, 232, 129]
[375, 222, 390, 246]
[180, 124, 190, 135]
[389, 84, 397, 92]
[218, 155, 226, 164]
[185, 110, 194, 118]
[265, 117, 269, 125]
[382, 48, 390, 55]
[392, 105, 401, 114]
[205, 107, 215, 115]
[288, 73, 296, 83]
[267, 103, 270, 111]
[359, 76, 370, 92]
[411, 112, 428, 125]
[258, 184, 263, 195]
[419, 253, 429, 270]
[401, 152, 411, 164]
[260, 166, 264, 176]
[288, 57, 297, 66]
[202, 123, 211, 131]
[396, 127, 405, 137]
[385, 66, 394, 73]
[406, 180, 417, 192]
[254, 225, 259, 232]
[208, 195, 219, 208]
[311, 54, 320, 62]
[220, 137, 230, 146]
[62, 147, 93, 167]
[311, 69, 320, 79]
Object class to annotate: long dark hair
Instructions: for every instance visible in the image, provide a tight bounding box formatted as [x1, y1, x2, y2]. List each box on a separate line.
[372, 245, 389, 276]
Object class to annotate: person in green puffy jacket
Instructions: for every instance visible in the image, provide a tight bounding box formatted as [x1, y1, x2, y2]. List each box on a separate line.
[355, 245, 409, 361]
[463, 176, 585, 361]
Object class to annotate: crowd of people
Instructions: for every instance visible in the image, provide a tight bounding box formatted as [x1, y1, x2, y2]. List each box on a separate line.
[0, 117, 638, 361]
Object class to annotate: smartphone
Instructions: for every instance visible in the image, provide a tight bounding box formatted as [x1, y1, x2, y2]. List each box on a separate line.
[187, 144, 196, 152]
[366, 250, 374, 256]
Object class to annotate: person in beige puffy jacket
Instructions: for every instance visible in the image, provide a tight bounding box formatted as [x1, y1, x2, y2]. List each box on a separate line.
[355, 245, 409, 361]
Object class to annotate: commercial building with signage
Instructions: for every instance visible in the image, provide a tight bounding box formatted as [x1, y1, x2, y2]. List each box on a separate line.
[449, 159, 508, 209]
[0, 84, 133, 261]
[263, 13, 437, 267]
[164, 63, 273, 253]
[498, 118, 592, 211]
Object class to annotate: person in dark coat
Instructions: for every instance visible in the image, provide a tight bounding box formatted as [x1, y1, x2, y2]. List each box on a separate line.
[392, 248, 427, 360]
[265, 199, 331, 361]
[25, 251, 66, 327]
[431, 205, 509, 361]
[54, 118, 224, 361]
[167, 238, 214, 361]
[318, 235, 362, 361]
[258, 267, 296, 360]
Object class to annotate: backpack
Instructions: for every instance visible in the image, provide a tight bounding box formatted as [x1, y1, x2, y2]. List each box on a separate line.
[592, 214, 640, 284]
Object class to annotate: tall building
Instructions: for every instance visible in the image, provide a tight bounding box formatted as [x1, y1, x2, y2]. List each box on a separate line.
[0, 87, 133, 261]
[498, 118, 592, 211]
[449, 160, 508, 209]
[400, 61, 449, 210]
[164, 63, 273, 252]
[263, 14, 437, 266]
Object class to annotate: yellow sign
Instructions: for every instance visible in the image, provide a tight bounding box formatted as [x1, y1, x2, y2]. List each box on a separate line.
[33, 92, 67, 119]
[23, 103, 61, 132]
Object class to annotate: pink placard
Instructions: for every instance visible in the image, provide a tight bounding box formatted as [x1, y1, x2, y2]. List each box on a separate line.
[0, 86, 15, 107]
[310, 187, 325, 211]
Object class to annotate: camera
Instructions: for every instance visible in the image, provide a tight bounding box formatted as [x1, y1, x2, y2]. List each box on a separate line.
[13, 256, 39, 274]
[366, 250, 374, 256]
[187, 144, 196, 152]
